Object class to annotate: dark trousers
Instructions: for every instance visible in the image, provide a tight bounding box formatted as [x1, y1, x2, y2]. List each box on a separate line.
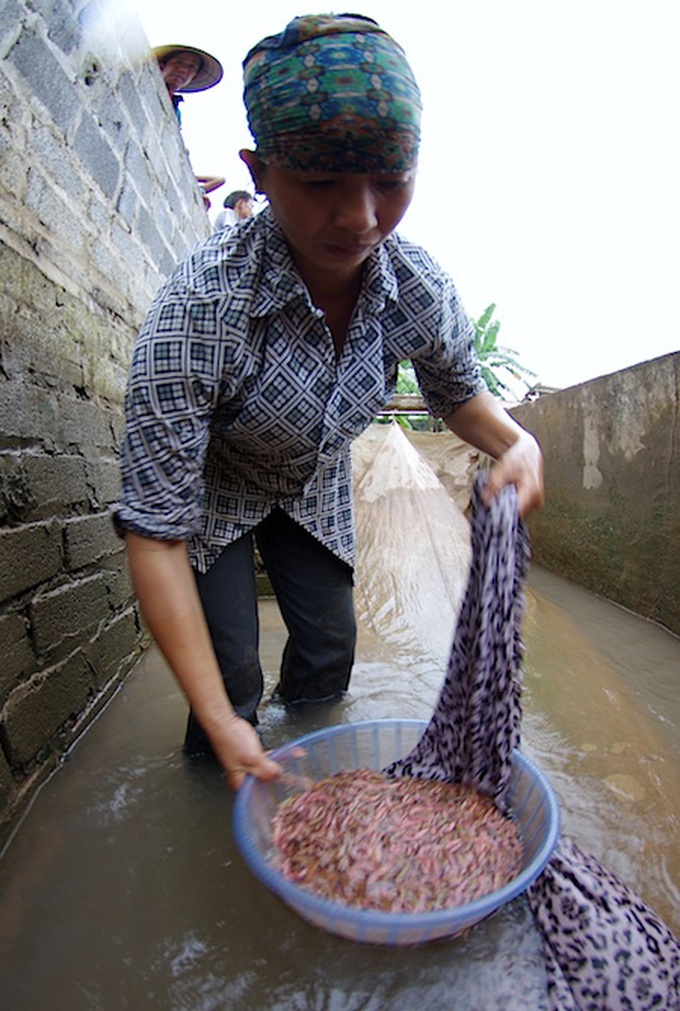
[184, 509, 356, 753]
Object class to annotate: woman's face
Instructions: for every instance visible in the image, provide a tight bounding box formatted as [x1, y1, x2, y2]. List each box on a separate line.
[241, 153, 416, 289]
[160, 52, 202, 96]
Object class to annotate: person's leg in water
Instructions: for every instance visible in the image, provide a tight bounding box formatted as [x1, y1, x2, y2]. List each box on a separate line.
[184, 531, 262, 758]
[184, 509, 355, 756]
[255, 508, 356, 705]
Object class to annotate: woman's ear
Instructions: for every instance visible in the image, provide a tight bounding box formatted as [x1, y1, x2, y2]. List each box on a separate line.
[239, 150, 266, 195]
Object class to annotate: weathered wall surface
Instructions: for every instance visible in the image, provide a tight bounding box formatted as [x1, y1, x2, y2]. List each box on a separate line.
[512, 352, 680, 635]
[0, 0, 210, 837]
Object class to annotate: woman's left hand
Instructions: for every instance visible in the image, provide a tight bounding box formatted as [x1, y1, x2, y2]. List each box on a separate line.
[482, 430, 544, 517]
[444, 391, 544, 518]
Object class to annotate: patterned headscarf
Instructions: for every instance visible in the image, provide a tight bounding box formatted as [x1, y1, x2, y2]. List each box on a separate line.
[242, 14, 422, 172]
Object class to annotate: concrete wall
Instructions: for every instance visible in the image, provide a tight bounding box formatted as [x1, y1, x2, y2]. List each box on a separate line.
[0, 0, 210, 838]
[512, 352, 680, 636]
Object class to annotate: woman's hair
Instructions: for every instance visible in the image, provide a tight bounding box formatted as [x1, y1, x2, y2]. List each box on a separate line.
[242, 13, 421, 173]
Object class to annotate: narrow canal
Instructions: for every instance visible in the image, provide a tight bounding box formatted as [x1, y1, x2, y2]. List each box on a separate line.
[0, 428, 677, 1010]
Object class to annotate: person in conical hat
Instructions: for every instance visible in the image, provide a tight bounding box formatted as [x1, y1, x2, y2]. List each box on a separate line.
[152, 43, 225, 205]
[153, 43, 223, 119]
[154, 44, 223, 90]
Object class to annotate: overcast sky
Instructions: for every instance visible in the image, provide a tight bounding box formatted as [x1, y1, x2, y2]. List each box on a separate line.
[133, 0, 679, 393]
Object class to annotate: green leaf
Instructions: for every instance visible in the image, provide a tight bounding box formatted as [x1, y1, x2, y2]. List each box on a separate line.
[478, 303, 496, 329]
[471, 303, 538, 397]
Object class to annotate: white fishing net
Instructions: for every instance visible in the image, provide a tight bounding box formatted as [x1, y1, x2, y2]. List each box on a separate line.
[352, 423, 476, 665]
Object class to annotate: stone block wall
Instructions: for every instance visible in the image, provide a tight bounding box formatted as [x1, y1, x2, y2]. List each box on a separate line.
[512, 352, 680, 635]
[0, 0, 210, 839]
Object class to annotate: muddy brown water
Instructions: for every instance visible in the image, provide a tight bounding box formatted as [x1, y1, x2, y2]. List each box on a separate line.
[1, 429, 678, 1010]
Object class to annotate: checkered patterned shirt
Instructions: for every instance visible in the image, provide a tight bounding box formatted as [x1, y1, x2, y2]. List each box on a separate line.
[114, 208, 486, 572]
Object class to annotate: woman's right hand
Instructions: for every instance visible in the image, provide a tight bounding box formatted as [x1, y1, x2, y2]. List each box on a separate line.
[124, 533, 283, 790]
[202, 712, 283, 790]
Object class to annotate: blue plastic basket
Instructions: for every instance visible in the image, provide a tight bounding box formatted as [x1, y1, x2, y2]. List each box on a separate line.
[233, 720, 560, 945]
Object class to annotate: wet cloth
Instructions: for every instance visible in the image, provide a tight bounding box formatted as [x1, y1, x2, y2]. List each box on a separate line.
[242, 14, 421, 172]
[388, 471, 679, 1010]
[384, 470, 528, 810]
[113, 207, 485, 574]
[529, 837, 680, 1010]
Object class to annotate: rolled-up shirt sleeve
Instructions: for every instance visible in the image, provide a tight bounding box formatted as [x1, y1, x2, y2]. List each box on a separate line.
[410, 272, 487, 418]
[112, 281, 222, 541]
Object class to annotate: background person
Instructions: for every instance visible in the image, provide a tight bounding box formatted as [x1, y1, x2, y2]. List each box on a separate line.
[197, 175, 226, 211]
[214, 190, 255, 231]
[153, 43, 223, 125]
[153, 44, 225, 206]
[116, 14, 543, 790]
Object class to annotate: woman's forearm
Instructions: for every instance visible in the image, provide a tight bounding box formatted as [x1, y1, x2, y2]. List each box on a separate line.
[443, 391, 528, 459]
[124, 533, 233, 726]
[124, 532, 282, 788]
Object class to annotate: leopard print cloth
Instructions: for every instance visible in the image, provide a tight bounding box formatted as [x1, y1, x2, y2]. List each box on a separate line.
[387, 471, 680, 1010]
[384, 469, 529, 810]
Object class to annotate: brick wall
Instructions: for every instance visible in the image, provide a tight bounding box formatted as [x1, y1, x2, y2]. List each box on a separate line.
[0, 0, 210, 838]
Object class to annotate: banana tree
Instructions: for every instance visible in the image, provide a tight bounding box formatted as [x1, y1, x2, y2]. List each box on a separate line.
[472, 303, 536, 398]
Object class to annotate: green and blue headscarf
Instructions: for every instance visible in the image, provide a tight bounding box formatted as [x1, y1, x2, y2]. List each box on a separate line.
[243, 14, 422, 172]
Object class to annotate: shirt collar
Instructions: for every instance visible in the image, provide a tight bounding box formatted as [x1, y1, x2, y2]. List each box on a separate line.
[249, 208, 400, 318]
